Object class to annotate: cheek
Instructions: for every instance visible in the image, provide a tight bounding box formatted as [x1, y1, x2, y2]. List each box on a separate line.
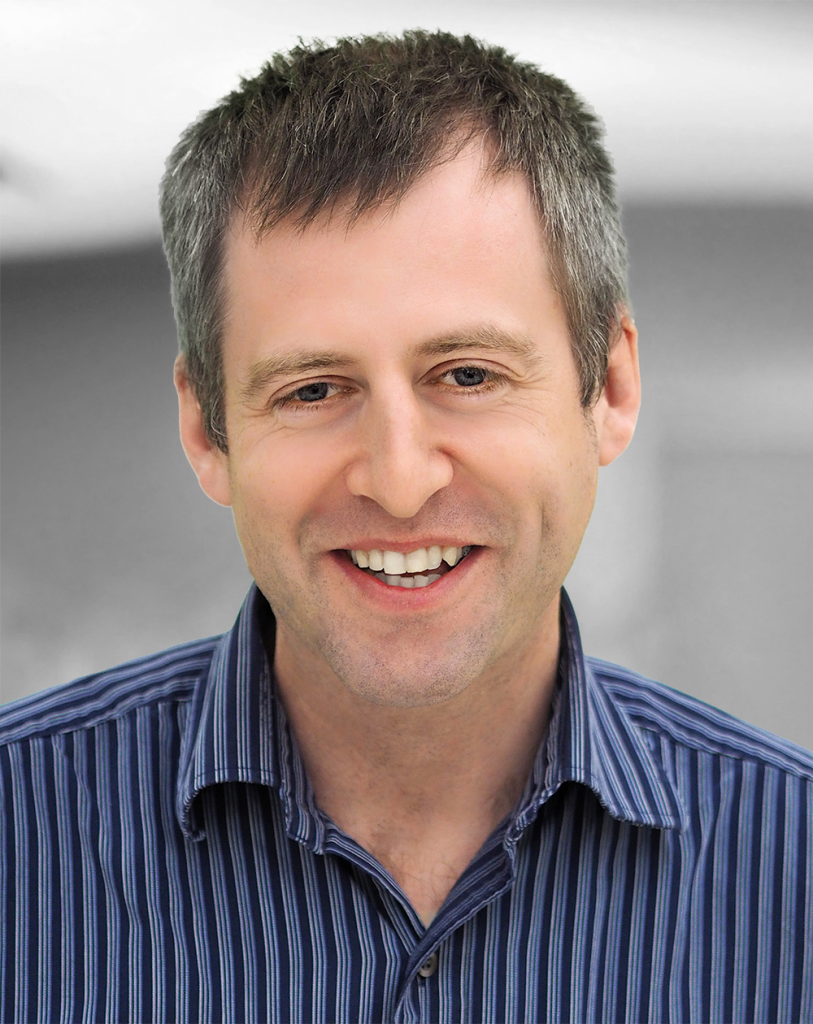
[495, 417, 598, 550]
[229, 437, 348, 552]
[468, 406, 591, 497]
[233, 432, 330, 507]
[227, 453, 295, 565]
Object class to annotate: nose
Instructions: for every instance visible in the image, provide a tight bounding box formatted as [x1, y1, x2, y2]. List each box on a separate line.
[344, 388, 454, 518]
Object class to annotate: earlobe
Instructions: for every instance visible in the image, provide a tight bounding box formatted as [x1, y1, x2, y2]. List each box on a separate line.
[174, 355, 233, 507]
[594, 312, 641, 467]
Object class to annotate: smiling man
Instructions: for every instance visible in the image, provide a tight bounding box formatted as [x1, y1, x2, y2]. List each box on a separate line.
[177, 137, 639, 929]
[2, 30, 811, 1024]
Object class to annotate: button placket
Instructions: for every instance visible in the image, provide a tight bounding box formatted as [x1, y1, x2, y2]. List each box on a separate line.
[417, 951, 438, 978]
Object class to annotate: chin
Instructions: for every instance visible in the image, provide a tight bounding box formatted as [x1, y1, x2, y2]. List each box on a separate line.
[319, 629, 496, 709]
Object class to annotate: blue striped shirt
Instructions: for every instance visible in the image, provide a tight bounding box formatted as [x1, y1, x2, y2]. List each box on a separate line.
[1, 586, 812, 1023]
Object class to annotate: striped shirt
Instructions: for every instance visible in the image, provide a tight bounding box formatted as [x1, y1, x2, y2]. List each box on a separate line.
[1, 586, 811, 1024]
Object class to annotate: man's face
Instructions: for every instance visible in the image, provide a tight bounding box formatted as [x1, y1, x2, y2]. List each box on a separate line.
[185, 145, 633, 708]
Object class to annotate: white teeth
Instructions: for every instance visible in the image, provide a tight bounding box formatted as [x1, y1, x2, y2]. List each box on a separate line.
[350, 545, 471, 579]
[442, 546, 460, 567]
[383, 550, 406, 575]
[427, 545, 443, 570]
[405, 548, 429, 573]
[373, 572, 443, 588]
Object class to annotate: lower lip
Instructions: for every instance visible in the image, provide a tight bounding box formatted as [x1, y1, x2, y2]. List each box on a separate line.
[328, 548, 482, 609]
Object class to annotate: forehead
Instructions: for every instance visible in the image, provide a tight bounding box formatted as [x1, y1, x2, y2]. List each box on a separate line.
[219, 145, 566, 377]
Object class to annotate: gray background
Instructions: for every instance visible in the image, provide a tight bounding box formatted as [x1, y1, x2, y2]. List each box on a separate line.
[2, 3, 812, 750]
[4, 207, 812, 747]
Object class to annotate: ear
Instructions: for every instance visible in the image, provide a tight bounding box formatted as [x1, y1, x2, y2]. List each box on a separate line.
[174, 355, 233, 507]
[592, 312, 641, 467]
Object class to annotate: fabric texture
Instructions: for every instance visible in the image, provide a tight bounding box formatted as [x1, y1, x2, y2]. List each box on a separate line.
[1, 586, 811, 1024]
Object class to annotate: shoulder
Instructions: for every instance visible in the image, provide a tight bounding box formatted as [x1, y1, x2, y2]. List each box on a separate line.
[0, 636, 221, 747]
[586, 655, 813, 782]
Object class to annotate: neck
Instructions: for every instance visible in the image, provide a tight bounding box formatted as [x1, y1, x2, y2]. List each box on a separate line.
[270, 604, 560, 924]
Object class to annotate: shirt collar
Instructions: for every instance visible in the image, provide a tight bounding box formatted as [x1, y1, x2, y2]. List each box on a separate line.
[177, 586, 328, 845]
[509, 589, 684, 836]
[177, 585, 683, 842]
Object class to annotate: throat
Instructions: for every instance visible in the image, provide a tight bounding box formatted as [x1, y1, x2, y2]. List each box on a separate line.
[337, 807, 500, 926]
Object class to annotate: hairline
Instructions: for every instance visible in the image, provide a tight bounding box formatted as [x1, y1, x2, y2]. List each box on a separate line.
[163, 33, 629, 452]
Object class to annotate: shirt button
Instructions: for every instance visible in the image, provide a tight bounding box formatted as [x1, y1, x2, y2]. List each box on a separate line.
[417, 952, 438, 978]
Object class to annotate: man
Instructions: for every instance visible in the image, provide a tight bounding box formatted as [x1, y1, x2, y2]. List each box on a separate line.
[1, 30, 810, 1024]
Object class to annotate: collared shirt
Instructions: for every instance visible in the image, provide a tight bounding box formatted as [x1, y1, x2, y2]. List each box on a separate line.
[1, 587, 811, 1024]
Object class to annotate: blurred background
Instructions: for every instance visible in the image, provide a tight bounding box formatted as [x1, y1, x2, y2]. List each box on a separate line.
[2, 1, 812, 748]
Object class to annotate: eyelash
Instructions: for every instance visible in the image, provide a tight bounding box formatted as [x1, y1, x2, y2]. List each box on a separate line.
[273, 365, 507, 412]
[439, 366, 506, 392]
[273, 381, 347, 411]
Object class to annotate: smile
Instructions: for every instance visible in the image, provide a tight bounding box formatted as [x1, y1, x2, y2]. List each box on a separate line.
[347, 545, 473, 588]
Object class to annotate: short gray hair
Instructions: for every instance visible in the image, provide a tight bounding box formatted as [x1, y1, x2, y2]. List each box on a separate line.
[160, 30, 628, 452]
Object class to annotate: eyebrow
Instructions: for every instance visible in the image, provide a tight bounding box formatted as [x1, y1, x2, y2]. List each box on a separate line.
[240, 351, 355, 402]
[412, 326, 545, 367]
[239, 325, 545, 403]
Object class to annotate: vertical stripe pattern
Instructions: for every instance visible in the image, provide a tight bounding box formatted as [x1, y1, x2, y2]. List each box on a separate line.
[1, 587, 812, 1023]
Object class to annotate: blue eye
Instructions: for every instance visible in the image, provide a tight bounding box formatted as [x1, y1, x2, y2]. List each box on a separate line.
[451, 367, 488, 386]
[294, 382, 330, 402]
